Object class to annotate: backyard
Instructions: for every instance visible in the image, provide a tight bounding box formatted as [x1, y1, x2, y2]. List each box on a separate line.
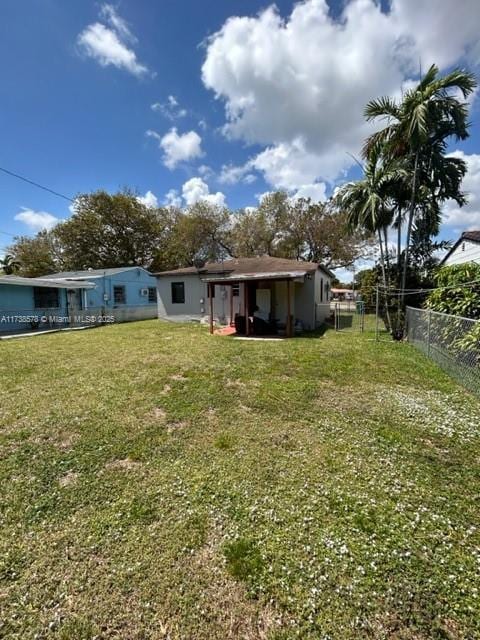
[0, 320, 479, 639]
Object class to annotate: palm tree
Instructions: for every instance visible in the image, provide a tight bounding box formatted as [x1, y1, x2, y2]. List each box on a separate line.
[363, 64, 476, 306]
[0, 254, 21, 275]
[338, 147, 405, 331]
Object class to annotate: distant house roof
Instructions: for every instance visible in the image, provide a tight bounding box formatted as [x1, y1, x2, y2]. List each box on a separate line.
[41, 266, 152, 280]
[156, 256, 334, 281]
[440, 230, 480, 264]
[0, 275, 95, 289]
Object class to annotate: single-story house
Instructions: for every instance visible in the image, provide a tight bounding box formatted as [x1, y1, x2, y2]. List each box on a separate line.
[0, 275, 95, 334]
[331, 288, 358, 301]
[440, 230, 480, 266]
[0, 266, 158, 335]
[42, 267, 158, 319]
[155, 256, 333, 337]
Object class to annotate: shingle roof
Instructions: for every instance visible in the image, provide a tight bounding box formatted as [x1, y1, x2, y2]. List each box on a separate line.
[42, 266, 152, 280]
[0, 275, 95, 289]
[155, 256, 334, 279]
[462, 230, 480, 243]
[440, 230, 480, 264]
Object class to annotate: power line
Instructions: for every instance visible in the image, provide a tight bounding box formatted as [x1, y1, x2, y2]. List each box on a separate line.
[0, 165, 73, 202]
[377, 278, 480, 295]
[0, 230, 16, 237]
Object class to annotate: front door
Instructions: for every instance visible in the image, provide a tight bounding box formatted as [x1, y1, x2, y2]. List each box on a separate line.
[67, 289, 82, 325]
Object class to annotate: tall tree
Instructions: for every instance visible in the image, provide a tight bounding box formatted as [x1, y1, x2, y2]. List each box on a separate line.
[363, 64, 476, 304]
[338, 148, 406, 330]
[54, 190, 166, 270]
[7, 231, 60, 277]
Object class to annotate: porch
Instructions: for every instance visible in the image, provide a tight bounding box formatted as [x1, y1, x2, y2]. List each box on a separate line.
[205, 276, 298, 338]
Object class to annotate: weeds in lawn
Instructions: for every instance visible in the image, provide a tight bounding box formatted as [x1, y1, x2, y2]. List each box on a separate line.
[0, 320, 479, 639]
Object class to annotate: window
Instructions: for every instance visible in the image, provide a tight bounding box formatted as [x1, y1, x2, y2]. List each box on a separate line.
[171, 282, 185, 304]
[148, 287, 157, 303]
[232, 284, 240, 297]
[34, 287, 60, 309]
[113, 285, 126, 305]
[320, 277, 324, 302]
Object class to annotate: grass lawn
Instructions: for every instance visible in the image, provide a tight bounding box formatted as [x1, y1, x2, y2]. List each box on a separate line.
[1, 321, 479, 639]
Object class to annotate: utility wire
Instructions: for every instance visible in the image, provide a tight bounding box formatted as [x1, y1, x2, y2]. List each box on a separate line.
[0, 165, 73, 202]
[377, 278, 480, 295]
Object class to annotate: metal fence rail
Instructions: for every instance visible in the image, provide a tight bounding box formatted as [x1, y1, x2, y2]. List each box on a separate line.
[406, 306, 480, 396]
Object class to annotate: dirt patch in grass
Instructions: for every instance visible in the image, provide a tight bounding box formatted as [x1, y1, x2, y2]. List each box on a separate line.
[182, 532, 283, 639]
[58, 471, 79, 488]
[151, 407, 167, 421]
[104, 458, 143, 472]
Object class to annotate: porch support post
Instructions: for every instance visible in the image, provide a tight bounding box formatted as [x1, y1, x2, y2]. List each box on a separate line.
[245, 282, 250, 336]
[209, 283, 214, 334]
[230, 284, 234, 326]
[287, 279, 292, 338]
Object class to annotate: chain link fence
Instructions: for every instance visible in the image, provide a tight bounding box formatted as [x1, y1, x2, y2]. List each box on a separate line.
[330, 301, 386, 333]
[406, 306, 480, 396]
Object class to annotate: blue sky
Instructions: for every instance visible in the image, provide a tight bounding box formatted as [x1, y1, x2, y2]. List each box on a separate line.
[1, 0, 480, 265]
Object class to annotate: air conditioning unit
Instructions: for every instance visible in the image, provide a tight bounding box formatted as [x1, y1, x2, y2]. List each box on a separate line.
[140, 288, 149, 296]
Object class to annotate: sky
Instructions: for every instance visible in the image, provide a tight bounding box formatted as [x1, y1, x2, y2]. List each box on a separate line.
[1, 0, 480, 278]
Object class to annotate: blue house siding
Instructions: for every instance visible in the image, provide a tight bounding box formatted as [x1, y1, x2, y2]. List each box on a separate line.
[0, 284, 69, 333]
[0, 267, 158, 335]
[81, 269, 158, 311]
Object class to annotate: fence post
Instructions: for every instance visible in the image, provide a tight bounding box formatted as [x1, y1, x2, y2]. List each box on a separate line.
[427, 308, 432, 356]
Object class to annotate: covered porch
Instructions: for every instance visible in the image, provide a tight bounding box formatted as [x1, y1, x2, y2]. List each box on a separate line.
[204, 275, 300, 338]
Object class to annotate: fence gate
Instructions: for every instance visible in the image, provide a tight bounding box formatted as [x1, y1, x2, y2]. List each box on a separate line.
[333, 301, 365, 332]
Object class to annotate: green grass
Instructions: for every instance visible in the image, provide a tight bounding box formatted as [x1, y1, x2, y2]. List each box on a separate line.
[0, 320, 479, 639]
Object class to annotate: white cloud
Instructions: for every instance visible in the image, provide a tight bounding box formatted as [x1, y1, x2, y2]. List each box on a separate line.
[137, 190, 158, 208]
[14, 208, 59, 231]
[151, 95, 188, 120]
[147, 128, 203, 169]
[99, 4, 135, 43]
[198, 164, 214, 178]
[443, 151, 480, 229]
[77, 5, 148, 77]
[202, 0, 480, 188]
[164, 189, 182, 208]
[182, 177, 226, 207]
[292, 183, 327, 202]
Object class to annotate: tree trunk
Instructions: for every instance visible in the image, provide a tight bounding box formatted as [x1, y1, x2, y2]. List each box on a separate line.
[377, 228, 392, 332]
[396, 207, 402, 330]
[401, 151, 419, 313]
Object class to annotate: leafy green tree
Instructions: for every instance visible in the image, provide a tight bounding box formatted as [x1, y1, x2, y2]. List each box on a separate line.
[229, 194, 368, 269]
[158, 201, 232, 269]
[54, 190, 166, 270]
[364, 64, 476, 302]
[337, 147, 406, 329]
[7, 231, 60, 277]
[427, 263, 480, 319]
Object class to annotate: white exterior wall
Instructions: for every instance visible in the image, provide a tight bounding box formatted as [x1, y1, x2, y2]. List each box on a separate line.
[156, 275, 243, 324]
[444, 240, 480, 266]
[156, 269, 332, 330]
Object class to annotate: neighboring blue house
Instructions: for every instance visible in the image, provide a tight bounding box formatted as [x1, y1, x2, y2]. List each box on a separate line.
[43, 267, 158, 312]
[0, 275, 95, 334]
[0, 266, 158, 335]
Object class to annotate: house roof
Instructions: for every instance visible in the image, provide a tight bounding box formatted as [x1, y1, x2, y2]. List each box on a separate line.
[41, 266, 152, 280]
[155, 256, 334, 281]
[440, 230, 480, 265]
[0, 275, 95, 289]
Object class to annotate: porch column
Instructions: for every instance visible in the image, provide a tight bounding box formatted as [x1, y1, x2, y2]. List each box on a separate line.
[229, 284, 234, 326]
[209, 283, 214, 334]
